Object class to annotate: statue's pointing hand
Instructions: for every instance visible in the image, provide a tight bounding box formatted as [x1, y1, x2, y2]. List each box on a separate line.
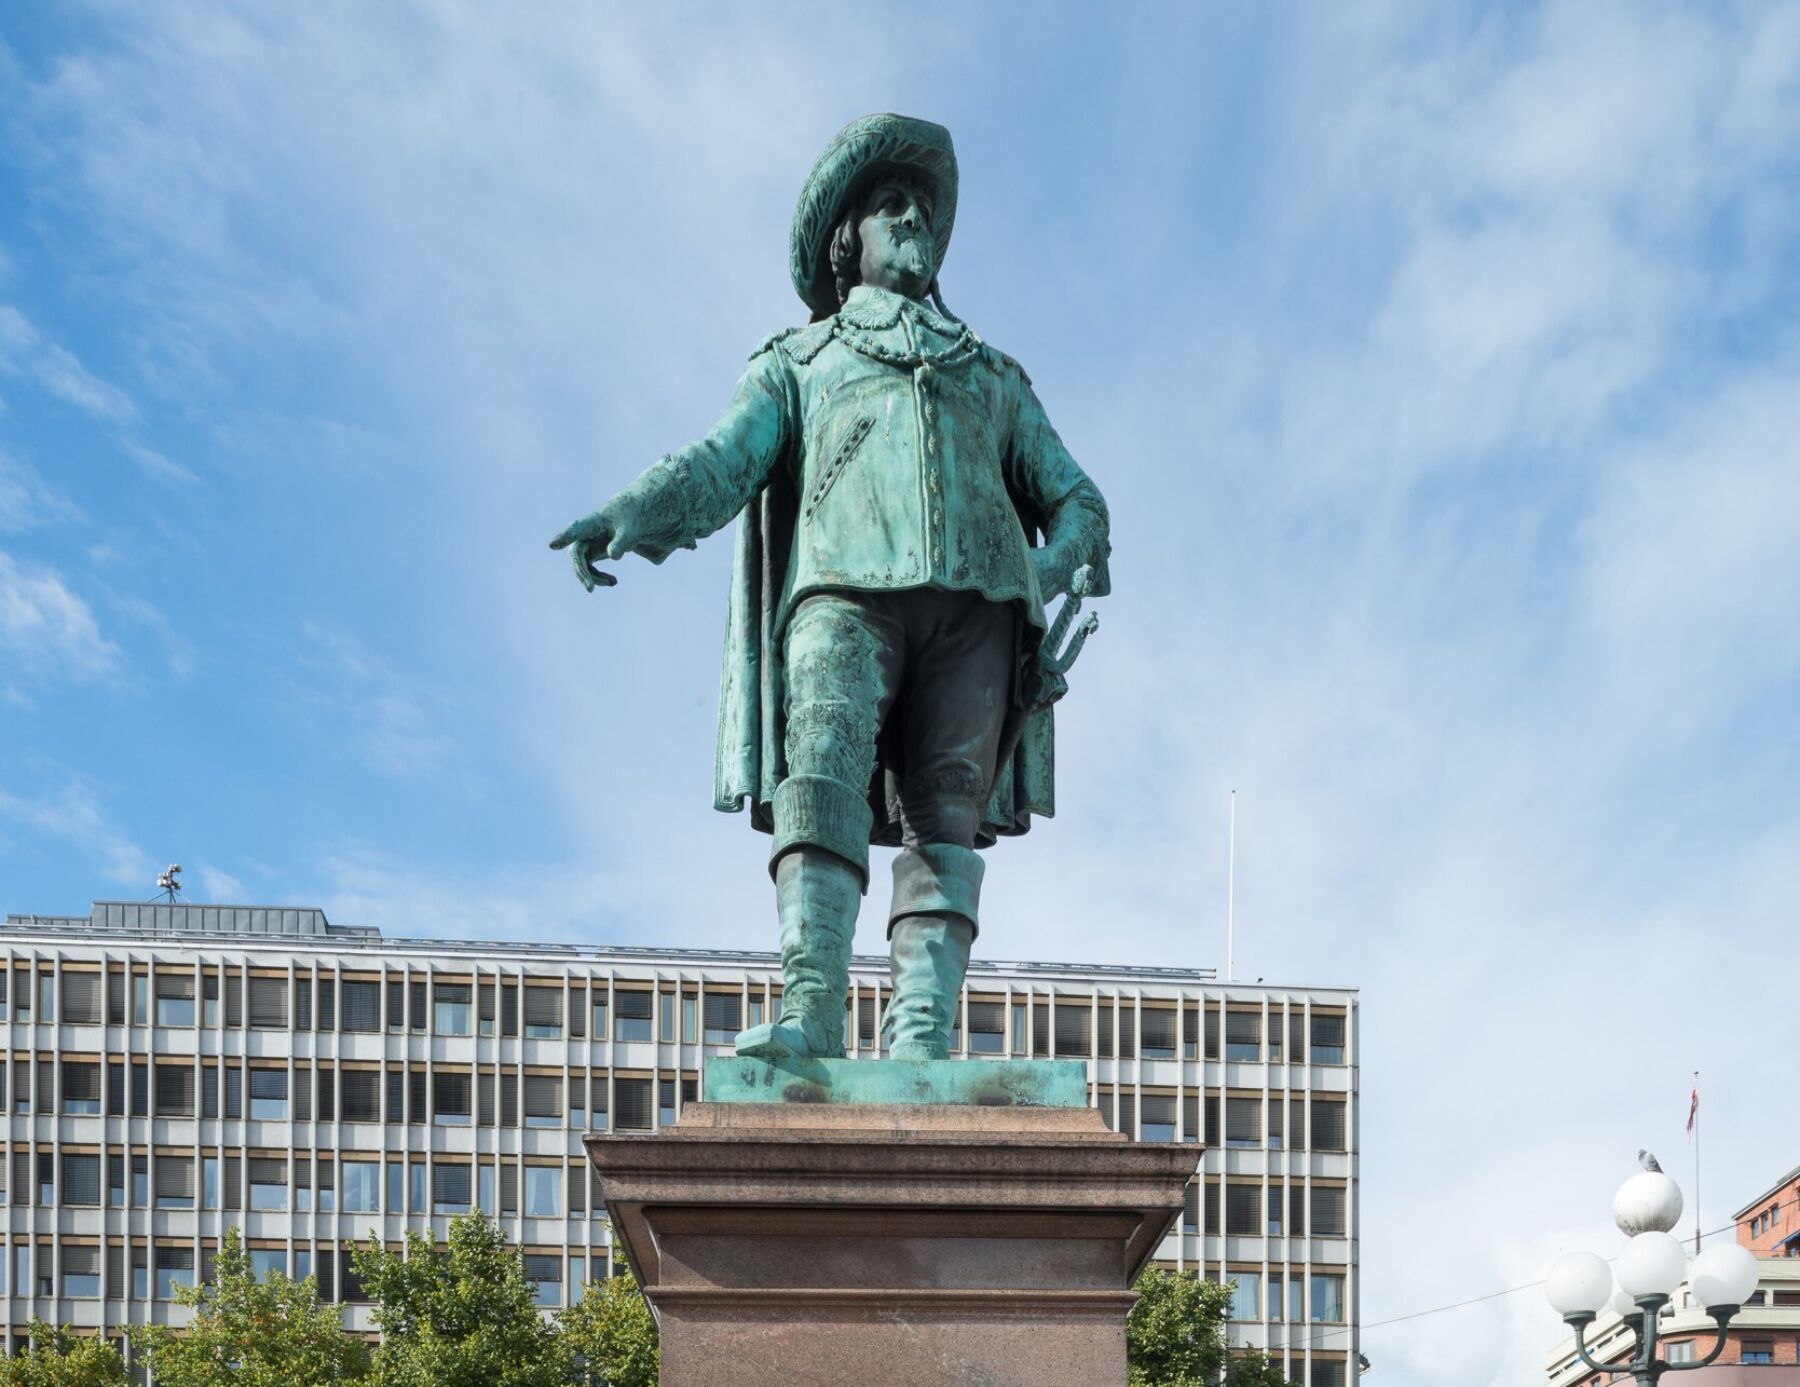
[548, 505, 636, 592]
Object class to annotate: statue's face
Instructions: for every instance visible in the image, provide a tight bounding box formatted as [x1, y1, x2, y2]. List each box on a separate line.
[855, 177, 935, 299]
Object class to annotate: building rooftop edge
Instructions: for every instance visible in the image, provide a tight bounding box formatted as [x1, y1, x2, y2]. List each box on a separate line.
[1733, 1163, 1800, 1220]
[0, 902, 1361, 995]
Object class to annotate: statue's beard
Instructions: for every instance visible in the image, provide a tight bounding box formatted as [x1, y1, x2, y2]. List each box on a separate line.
[885, 231, 934, 284]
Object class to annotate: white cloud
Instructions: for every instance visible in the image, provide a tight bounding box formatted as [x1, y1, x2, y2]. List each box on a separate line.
[119, 439, 195, 484]
[0, 302, 135, 422]
[193, 864, 246, 902]
[0, 778, 152, 889]
[0, 450, 79, 530]
[0, 548, 118, 689]
[294, 622, 452, 778]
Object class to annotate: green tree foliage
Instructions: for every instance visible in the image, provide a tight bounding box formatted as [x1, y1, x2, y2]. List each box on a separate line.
[556, 1274, 658, 1387]
[1225, 1348, 1296, 1385]
[352, 1215, 562, 1387]
[0, 1320, 127, 1387]
[1126, 1267, 1293, 1387]
[131, 1227, 369, 1387]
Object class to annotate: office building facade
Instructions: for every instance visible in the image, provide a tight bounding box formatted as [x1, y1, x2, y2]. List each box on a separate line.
[1, 901, 1359, 1382]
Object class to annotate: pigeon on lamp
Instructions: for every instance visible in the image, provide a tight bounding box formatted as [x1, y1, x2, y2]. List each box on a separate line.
[1639, 1150, 1664, 1173]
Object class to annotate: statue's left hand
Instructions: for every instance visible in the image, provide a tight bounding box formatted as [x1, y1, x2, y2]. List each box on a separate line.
[549, 506, 633, 592]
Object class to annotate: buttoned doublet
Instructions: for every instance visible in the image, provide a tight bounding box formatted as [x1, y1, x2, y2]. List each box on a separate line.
[613, 285, 1108, 634]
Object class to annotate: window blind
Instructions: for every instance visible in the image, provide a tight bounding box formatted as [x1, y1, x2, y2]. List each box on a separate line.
[1226, 1011, 1260, 1047]
[62, 973, 100, 1024]
[342, 1071, 380, 1122]
[703, 994, 741, 1034]
[1311, 1100, 1347, 1152]
[224, 973, 242, 1028]
[63, 1244, 100, 1275]
[249, 1068, 287, 1102]
[250, 1157, 287, 1186]
[500, 1074, 518, 1127]
[435, 1072, 473, 1118]
[249, 977, 287, 1028]
[1141, 1094, 1175, 1127]
[966, 1001, 1003, 1037]
[1140, 1008, 1177, 1054]
[523, 1075, 561, 1118]
[500, 1162, 518, 1215]
[155, 1063, 195, 1116]
[155, 1156, 195, 1200]
[64, 1062, 100, 1104]
[341, 981, 380, 1033]
[63, 1155, 101, 1206]
[524, 987, 563, 1029]
[1226, 1183, 1261, 1235]
[1226, 1097, 1262, 1144]
[614, 1077, 651, 1130]
[1311, 1185, 1346, 1236]
[433, 1163, 471, 1208]
[478, 1072, 496, 1126]
[1052, 1004, 1089, 1055]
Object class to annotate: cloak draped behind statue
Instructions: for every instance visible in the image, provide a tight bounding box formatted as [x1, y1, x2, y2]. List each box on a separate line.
[712, 467, 1059, 850]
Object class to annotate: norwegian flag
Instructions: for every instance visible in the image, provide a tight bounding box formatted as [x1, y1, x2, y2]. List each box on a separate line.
[1687, 1082, 1699, 1139]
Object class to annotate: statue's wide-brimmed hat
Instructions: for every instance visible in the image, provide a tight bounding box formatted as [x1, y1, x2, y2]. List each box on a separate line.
[790, 113, 957, 320]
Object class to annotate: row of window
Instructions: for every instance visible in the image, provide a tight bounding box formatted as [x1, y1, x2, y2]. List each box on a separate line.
[1749, 1201, 1784, 1237]
[1218, 1268, 1348, 1324]
[0, 967, 1350, 1062]
[0, 1057, 1351, 1150]
[0, 1146, 607, 1220]
[1099, 1091, 1349, 1150]
[0, 1059, 683, 1130]
[1182, 1180, 1350, 1239]
[0, 1238, 613, 1309]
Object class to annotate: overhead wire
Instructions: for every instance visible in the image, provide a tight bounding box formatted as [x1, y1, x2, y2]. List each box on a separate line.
[1262, 1200, 1799, 1354]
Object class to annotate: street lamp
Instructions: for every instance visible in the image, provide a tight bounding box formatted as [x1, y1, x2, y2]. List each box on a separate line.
[1546, 1167, 1760, 1382]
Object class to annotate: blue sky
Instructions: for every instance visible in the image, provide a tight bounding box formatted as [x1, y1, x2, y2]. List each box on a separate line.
[2, 3, 1797, 1381]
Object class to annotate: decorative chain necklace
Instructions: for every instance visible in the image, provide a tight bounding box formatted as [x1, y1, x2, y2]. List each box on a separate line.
[833, 320, 984, 371]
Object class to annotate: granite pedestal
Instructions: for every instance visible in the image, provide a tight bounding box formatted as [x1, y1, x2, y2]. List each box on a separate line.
[586, 1058, 1199, 1387]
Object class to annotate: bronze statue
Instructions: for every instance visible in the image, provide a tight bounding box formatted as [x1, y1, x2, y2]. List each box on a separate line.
[552, 114, 1110, 1062]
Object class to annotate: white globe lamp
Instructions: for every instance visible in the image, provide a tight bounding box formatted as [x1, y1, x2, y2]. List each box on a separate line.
[1610, 1285, 1640, 1319]
[1615, 1231, 1688, 1299]
[1688, 1243, 1759, 1311]
[1547, 1250, 1614, 1318]
[1613, 1171, 1683, 1235]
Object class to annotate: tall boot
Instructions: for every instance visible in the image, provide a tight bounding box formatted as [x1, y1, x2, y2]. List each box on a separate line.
[884, 843, 983, 1062]
[734, 846, 861, 1059]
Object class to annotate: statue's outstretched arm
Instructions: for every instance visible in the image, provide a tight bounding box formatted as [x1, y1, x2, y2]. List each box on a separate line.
[551, 352, 793, 590]
[1008, 376, 1112, 602]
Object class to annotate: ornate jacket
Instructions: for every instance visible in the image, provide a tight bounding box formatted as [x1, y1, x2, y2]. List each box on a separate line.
[607, 284, 1112, 848]
[612, 285, 1111, 631]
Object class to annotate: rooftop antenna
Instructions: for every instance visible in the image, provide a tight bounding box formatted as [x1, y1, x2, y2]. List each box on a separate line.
[152, 865, 183, 904]
[1226, 791, 1236, 985]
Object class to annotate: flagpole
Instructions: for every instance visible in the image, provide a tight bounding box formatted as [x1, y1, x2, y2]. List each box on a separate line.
[1694, 1069, 1702, 1255]
[1226, 791, 1236, 985]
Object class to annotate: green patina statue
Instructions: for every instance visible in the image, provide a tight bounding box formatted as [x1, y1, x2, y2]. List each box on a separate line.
[551, 114, 1110, 1064]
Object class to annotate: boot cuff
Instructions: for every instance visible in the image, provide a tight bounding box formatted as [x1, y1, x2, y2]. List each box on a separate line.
[770, 775, 874, 887]
[889, 843, 985, 935]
